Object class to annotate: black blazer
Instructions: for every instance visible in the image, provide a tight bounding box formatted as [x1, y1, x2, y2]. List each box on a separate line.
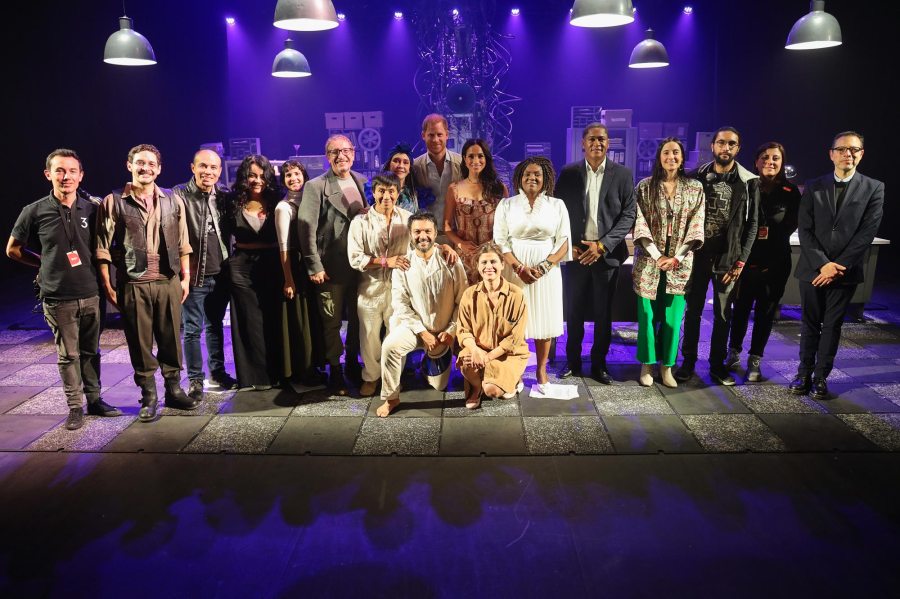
[555, 159, 636, 267]
[795, 172, 884, 284]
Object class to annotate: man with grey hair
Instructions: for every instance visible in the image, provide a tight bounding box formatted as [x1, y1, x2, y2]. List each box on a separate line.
[299, 134, 367, 394]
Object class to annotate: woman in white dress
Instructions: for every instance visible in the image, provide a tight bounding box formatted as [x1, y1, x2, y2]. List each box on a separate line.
[494, 157, 571, 390]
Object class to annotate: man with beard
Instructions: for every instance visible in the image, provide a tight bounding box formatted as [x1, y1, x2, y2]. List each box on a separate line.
[412, 114, 462, 244]
[376, 211, 467, 417]
[789, 131, 883, 399]
[675, 127, 760, 385]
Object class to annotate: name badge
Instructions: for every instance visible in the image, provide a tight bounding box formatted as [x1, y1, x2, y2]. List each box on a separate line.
[66, 250, 83, 267]
[757, 226, 769, 240]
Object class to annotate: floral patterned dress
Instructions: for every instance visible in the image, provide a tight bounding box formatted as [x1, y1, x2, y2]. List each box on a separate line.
[453, 193, 501, 284]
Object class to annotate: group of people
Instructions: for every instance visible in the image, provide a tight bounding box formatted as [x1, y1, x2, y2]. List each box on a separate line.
[7, 113, 884, 428]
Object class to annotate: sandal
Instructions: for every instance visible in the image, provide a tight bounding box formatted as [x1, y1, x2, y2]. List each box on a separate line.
[465, 393, 482, 410]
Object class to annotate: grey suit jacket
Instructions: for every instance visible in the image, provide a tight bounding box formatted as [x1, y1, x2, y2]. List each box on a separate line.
[298, 169, 367, 279]
[795, 171, 884, 284]
[412, 150, 463, 227]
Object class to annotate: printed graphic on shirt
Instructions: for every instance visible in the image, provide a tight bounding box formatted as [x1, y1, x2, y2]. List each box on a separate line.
[704, 180, 733, 242]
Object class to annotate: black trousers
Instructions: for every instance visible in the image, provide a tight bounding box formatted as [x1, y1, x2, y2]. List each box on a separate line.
[681, 250, 735, 366]
[314, 277, 360, 368]
[729, 264, 791, 358]
[798, 280, 856, 379]
[230, 249, 283, 387]
[563, 261, 618, 368]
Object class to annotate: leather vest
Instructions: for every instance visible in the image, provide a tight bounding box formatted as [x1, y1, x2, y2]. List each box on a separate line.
[112, 189, 181, 280]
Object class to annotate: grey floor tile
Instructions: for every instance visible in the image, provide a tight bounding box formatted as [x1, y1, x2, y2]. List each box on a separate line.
[768, 360, 852, 382]
[98, 328, 128, 346]
[757, 413, 880, 452]
[439, 417, 526, 455]
[523, 416, 612, 455]
[0, 329, 48, 345]
[352, 417, 440, 455]
[0, 364, 60, 387]
[0, 342, 57, 364]
[682, 414, 787, 452]
[8, 386, 70, 415]
[267, 417, 362, 455]
[101, 346, 136, 364]
[602, 414, 704, 453]
[26, 415, 136, 451]
[97, 362, 135, 387]
[365, 388, 444, 418]
[659, 384, 752, 415]
[867, 383, 900, 408]
[732, 384, 827, 414]
[834, 360, 900, 384]
[0, 414, 64, 449]
[590, 383, 674, 415]
[814, 383, 900, 414]
[292, 393, 372, 417]
[183, 416, 286, 453]
[158, 390, 234, 417]
[519, 385, 597, 417]
[0, 363, 26, 380]
[443, 391, 521, 417]
[0, 386, 45, 414]
[218, 387, 297, 416]
[103, 416, 212, 452]
[837, 413, 900, 450]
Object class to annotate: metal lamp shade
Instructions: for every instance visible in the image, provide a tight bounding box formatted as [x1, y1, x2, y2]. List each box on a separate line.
[570, 0, 635, 28]
[786, 1, 842, 50]
[274, 0, 339, 31]
[629, 29, 669, 68]
[103, 17, 157, 66]
[272, 39, 312, 78]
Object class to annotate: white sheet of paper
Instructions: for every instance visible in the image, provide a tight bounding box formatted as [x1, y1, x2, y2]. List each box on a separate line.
[529, 383, 580, 400]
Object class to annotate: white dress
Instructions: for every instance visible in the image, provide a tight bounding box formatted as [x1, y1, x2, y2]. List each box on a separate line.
[494, 192, 572, 339]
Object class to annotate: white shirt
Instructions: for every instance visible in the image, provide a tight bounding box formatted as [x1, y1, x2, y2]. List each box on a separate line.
[390, 248, 468, 335]
[274, 192, 301, 251]
[494, 192, 572, 261]
[337, 177, 364, 211]
[584, 158, 606, 241]
[347, 207, 412, 298]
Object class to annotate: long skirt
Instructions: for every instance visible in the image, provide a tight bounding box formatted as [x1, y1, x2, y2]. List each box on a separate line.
[508, 238, 564, 339]
[282, 252, 324, 380]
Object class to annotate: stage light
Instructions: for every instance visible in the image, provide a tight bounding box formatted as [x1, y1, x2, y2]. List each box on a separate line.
[394, 11, 403, 20]
[629, 28, 669, 68]
[570, 0, 635, 28]
[225, 16, 235, 25]
[511, 8, 520, 15]
[452, 8, 459, 16]
[337, 12, 346, 21]
[104, 15, 157, 66]
[683, 5, 693, 14]
[274, 0, 339, 31]
[272, 38, 312, 78]
[786, 0, 842, 50]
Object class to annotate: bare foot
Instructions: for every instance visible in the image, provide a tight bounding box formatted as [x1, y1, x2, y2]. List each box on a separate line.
[464, 384, 482, 410]
[537, 366, 549, 385]
[376, 399, 400, 418]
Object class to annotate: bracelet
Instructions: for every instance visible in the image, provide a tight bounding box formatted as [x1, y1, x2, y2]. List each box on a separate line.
[514, 263, 526, 274]
[379, 256, 387, 268]
[537, 259, 554, 275]
[734, 261, 745, 269]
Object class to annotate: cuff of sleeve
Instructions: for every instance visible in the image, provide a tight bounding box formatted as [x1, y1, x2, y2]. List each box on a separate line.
[646, 244, 662, 260]
[411, 323, 426, 334]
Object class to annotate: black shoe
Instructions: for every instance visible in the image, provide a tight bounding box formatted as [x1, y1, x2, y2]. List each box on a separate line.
[674, 361, 696, 382]
[328, 365, 348, 396]
[164, 382, 200, 410]
[810, 377, 829, 400]
[344, 361, 363, 385]
[557, 362, 581, 378]
[709, 364, 736, 386]
[188, 380, 205, 400]
[788, 374, 811, 395]
[86, 398, 122, 417]
[746, 355, 762, 383]
[725, 348, 741, 371]
[65, 407, 84, 430]
[209, 371, 238, 391]
[590, 368, 613, 385]
[139, 399, 158, 422]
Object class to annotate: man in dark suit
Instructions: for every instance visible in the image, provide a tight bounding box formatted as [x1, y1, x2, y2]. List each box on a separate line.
[299, 134, 367, 394]
[556, 122, 636, 383]
[790, 131, 884, 399]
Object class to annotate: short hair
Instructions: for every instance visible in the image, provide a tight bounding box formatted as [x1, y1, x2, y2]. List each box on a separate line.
[372, 173, 401, 192]
[408, 210, 438, 232]
[280, 159, 309, 186]
[713, 126, 741, 144]
[512, 157, 556, 196]
[582, 122, 608, 139]
[832, 130, 864, 148]
[421, 113, 449, 133]
[325, 134, 353, 154]
[754, 142, 788, 183]
[475, 241, 504, 261]
[128, 144, 162, 165]
[46, 148, 82, 171]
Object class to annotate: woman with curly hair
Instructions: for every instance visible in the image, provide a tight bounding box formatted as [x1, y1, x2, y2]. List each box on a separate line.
[443, 138, 509, 284]
[228, 155, 284, 390]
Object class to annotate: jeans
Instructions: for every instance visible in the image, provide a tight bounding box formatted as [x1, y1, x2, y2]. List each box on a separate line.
[182, 271, 230, 382]
[42, 295, 101, 409]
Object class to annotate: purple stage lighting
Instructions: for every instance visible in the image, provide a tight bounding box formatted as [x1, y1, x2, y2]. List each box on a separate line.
[511, 8, 520, 16]
[452, 8, 459, 16]
[225, 16, 235, 25]
[683, 5, 693, 14]
[394, 11, 403, 20]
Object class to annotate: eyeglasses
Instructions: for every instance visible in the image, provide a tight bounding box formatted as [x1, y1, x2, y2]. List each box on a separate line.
[327, 147, 355, 157]
[714, 140, 739, 148]
[831, 146, 863, 156]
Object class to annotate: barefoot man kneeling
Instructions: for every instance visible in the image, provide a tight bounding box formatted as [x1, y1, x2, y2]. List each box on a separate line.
[377, 211, 468, 417]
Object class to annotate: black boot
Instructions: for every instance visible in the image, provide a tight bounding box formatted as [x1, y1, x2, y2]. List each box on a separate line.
[139, 384, 158, 423]
[164, 378, 200, 410]
[788, 374, 811, 395]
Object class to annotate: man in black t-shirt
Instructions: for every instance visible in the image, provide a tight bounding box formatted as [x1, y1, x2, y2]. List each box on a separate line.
[6, 149, 122, 430]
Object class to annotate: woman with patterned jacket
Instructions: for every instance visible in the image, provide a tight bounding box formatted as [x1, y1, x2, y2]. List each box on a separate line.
[632, 138, 705, 388]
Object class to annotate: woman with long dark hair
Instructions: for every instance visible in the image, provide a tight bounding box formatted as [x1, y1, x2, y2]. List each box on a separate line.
[443, 138, 509, 284]
[632, 138, 705, 387]
[727, 142, 801, 381]
[228, 155, 283, 390]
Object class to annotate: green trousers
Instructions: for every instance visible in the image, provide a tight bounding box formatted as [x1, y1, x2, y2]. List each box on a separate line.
[637, 274, 686, 367]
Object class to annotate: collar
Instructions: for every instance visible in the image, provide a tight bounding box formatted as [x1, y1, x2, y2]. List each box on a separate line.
[476, 276, 510, 297]
[834, 172, 855, 183]
[585, 158, 607, 175]
[425, 152, 449, 167]
[122, 182, 162, 200]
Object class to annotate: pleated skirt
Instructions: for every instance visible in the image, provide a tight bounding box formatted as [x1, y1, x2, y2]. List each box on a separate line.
[509, 238, 564, 340]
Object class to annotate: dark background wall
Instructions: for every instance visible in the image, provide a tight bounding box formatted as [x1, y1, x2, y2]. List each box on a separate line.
[4, 0, 896, 277]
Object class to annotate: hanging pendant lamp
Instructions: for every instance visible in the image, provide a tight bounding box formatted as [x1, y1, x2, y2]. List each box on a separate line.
[274, 0, 339, 32]
[272, 39, 312, 78]
[570, 0, 635, 28]
[104, 16, 157, 65]
[629, 29, 669, 68]
[785, 1, 842, 50]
